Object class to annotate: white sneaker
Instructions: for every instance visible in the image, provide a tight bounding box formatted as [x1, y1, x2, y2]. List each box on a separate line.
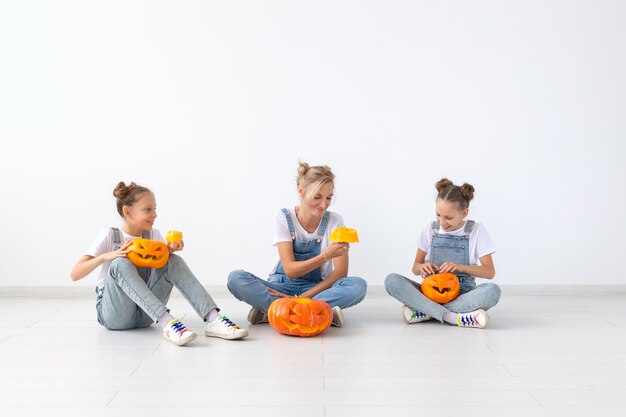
[402, 306, 431, 324]
[331, 306, 345, 328]
[457, 309, 489, 329]
[163, 319, 197, 346]
[205, 315, 249, 340]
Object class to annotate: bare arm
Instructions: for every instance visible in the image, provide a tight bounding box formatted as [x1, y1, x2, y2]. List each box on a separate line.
[276, 241, 348, 279]
[70, 241, 131, 281]
[412, 249, 439, 277]
[299, 253, 349, 299]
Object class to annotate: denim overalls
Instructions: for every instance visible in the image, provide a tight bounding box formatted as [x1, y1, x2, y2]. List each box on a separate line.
[269, 208, 330, 289]
[96, 227, 218, 330]
[429, 220, 476, 294]
[227, 208, 368, 312]
[384, 220, 501, 322]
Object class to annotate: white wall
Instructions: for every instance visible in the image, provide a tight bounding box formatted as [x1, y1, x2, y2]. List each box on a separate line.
[1, 1, 625, 287]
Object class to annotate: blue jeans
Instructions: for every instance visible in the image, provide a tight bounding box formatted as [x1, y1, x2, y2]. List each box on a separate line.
[227, 270, 367, 312]
[384, 273, 501, 322]
[96, 255, 218, 330]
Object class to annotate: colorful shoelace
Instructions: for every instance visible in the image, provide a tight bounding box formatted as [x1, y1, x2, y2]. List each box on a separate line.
[219, 315, 240, 329]
[169, 319, 189, 335]
[412, 310, 428, 320]
[458, 313, 478, 327]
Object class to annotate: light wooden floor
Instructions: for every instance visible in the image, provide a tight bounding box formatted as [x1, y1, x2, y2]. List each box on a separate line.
[1, 285, 625, 416]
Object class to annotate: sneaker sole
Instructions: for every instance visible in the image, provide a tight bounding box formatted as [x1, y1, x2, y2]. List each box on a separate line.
[205, 329, 250, 340]
[167, 332, 197, 346]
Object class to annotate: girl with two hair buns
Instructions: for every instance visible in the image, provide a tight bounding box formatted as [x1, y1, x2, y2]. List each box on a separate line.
[385, 178, 501, 328]
[70, 181, 248, 346]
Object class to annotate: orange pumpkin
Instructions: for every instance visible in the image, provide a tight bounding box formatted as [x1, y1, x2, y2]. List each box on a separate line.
[127, 238, 169, 269]
[421, 273, 460, 304]
[268, 297, 333, 337]
[166, 230, 183, 243]
[329, 227, 359, 243]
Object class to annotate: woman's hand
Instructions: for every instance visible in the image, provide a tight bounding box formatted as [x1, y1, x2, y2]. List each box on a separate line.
[167, 240, 184, 253]
[323, 242, 350, 260]
[268, 287, 290, 298]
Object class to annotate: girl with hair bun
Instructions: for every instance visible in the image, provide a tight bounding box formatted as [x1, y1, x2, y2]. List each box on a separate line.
[385, 178, 501, 328]
[227, 162, 367, 328]
[70, 181, 248, 346]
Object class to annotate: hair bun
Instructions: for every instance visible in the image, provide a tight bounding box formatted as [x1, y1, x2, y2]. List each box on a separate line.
[297, 161, 310, 178]
[435, 178, 453, 192]
[459, 183, 475, 201]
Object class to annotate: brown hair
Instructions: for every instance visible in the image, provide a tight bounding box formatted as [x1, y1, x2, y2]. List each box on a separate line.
[113, 181, 151, 217]
[435, 178, 475, 210]
[297, 161, 335, 200]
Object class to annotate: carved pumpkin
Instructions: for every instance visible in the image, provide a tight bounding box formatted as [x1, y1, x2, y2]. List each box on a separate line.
[329, 227, 359, 243]
[127, 238, 169, 269]
[166, 230, 183, 243]
[421, 273, 460, 304]
[268, 297, 333, 337]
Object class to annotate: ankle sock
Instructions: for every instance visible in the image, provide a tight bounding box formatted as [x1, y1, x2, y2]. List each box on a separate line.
[205, 308, 220, 322]
[443, 311, 458, 325]
[157, 311, 176, 329]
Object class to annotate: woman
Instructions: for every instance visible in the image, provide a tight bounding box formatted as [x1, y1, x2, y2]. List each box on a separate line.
[227, 162, 367, 327]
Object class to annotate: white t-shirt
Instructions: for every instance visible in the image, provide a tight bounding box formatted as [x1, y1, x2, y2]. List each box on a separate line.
[270, 208, 345, 279]
[417, 221, 495, 266]
[85, 227, 164, 289]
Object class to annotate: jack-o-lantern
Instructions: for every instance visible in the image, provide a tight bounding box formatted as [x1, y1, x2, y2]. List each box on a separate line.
[166, 230, 183, 243]
[421, 273, 460, 304]
[127, 238, 169, 269]
[268, 297, 333, 337]
[329, 227, 359, 243]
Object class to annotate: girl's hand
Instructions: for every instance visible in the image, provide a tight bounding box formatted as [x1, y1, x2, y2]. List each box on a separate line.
[421, 262, 439, 277]
[268, 287, 290, 298]
[99, 240, 132, 262]
[167, 240, 184, 253]
[323, 242, 350, 260]
[439, 262, 461, 274]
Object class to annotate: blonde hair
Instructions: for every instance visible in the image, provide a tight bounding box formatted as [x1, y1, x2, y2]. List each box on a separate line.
[297, 161, 335, 200]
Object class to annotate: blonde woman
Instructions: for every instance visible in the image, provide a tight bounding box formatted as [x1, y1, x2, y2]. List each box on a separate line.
[228, 162, 367, 327]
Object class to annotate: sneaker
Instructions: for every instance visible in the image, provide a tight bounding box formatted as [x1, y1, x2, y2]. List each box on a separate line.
[205, 315, 249, 340]
[331, 306, 345, 328]
[163, 319, 197, 346]
[247, 307, 268, 324]
[402, 306, 431, 324]
[457, 309, 489, 328]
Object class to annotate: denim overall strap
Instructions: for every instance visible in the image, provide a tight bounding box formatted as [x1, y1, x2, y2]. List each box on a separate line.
[430, 221, 476, 292]
[110, 228, 151, 283]
[274, 209, 325, 282]
[281, 208, 296, 240]
[99, 227, 124, 299]
[316, 211, 331, 242]
[111, 227, 122, 250]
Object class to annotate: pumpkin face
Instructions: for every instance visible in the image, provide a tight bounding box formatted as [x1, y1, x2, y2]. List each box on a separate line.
[127, 238, 169, 269]
[166, 230, 183, 243]
[421, 273, 460, 304]
[268, 298, 333, 337]
[329, 227, 359, 243]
